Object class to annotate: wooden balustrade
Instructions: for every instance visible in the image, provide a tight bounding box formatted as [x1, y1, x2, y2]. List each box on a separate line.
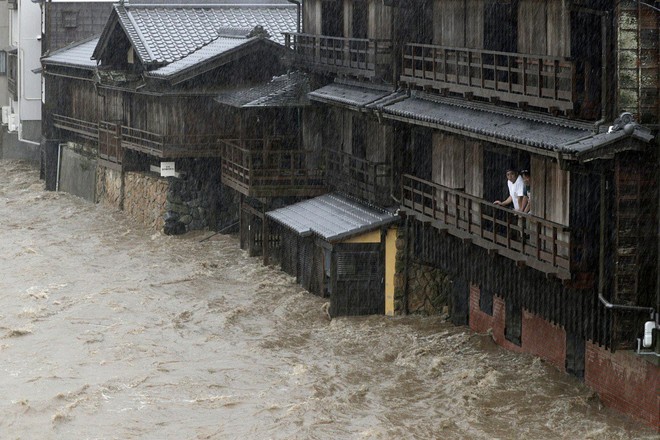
[220, 139, 326, 197]
[53, 114, 98, 140]
[284, 32, 391, 80]
[401, 43, 576, 113]
[121, 126, 225, 158]
[401, 174, 571, 278]
[326, 149, 392, 206]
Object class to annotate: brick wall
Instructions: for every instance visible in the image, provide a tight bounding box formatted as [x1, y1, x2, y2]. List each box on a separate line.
[468, 284, 565, 368]
[585, 342, 660, 429]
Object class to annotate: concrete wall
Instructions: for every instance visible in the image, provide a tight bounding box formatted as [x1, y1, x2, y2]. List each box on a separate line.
[0, 129, 40, 162]
[58, 146, 96, 201]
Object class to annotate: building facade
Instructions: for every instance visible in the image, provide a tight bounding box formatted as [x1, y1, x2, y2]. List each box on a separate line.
[38, 0, 659, 429]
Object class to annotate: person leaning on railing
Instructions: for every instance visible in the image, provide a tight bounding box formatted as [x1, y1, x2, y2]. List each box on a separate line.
[493, 167, 525, 212]
[520, 170, 531, 214]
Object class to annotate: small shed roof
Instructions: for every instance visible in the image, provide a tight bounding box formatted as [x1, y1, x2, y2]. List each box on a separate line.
[266, 193, 399, 242]
[41, 36, 99, 70]
[308, 81, 395, 110]
[214, 72, 309, 108]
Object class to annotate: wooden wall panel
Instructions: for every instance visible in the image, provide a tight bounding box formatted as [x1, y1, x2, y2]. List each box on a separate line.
[432, 131, 464, 189]
[365, 118, 389, 163]
[436, 0, 465, 47]
[465, 0, 484, 49]
[303, 0, 321, 34]
[368, 0, 391, 39]
[518, 0, 547, 54]
[531, 155, 547, 218]
[464, 140, 482, 197]
[546, 160, 570, 225]
[546, 0, 570, 57]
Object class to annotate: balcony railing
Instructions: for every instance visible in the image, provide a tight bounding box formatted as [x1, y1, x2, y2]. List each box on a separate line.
[220, 138, 326, 197]
[401, 44, 576, 113]
[121, 126, 225, 158]
[326, 149, 392, 206]
[284, 32, 392, 80]
[53, 114, 98, 140]
[401, 174, 571, 279]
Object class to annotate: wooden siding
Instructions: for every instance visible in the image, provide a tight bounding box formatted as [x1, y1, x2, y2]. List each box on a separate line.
[432, 131, 464, 189]
[532, 156, 569, 226]
[408, 221, 611, 348]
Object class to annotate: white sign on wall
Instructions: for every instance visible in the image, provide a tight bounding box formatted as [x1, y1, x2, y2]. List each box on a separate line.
[160, 162, 176, 177]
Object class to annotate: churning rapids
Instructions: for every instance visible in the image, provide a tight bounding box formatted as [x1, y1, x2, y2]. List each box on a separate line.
[0, 159, 655, 440]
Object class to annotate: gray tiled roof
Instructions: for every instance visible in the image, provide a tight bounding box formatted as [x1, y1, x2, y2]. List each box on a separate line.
[145, 36, 258, 78]
[266, 193, 399, 242]
[378, 94, 650, 155]
[42, 37, 99, 69]
[308, 83, 394, 109]
[110, 4, 296, 65]
[214, 72, 309, 108]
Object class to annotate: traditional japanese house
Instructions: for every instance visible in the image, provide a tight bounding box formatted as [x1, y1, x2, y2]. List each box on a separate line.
[288, 0, 659, 429]
[41, 2, 300, 232]
[213, 71, 327, 257]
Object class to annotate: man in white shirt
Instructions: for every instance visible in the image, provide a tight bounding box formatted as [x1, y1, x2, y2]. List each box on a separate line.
[494, 168, 525, 211]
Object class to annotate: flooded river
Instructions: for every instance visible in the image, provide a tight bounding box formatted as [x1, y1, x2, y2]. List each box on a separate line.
[0, 160, 656, 439]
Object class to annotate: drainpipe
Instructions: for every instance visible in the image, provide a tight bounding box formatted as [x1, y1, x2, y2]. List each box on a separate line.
[55, 142, 63, 191]
[287, 0, 301, 33]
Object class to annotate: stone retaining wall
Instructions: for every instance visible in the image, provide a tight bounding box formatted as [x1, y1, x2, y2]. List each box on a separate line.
[124, 172, 169, 231]
[394, 226, 452, 315]
[96, 160, 238, 234]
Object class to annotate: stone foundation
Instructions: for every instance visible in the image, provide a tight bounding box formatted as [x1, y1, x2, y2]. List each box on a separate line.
[96, 160, 238, 234]
[393, 226, 451, 315]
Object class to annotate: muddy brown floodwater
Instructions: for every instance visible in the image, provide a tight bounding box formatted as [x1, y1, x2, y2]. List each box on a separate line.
[0, 160, 656, 440]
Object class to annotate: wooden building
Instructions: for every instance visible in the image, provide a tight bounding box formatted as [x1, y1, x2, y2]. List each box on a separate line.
[284, 0, 659, 428]
[41, 2, 302, 232]
[38, 0, 659, 428]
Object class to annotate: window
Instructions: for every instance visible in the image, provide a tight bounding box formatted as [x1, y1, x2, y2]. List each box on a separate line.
[479, 287, 493, 315]
[0, 51, 6, 76]
[63, 11, 78, 29]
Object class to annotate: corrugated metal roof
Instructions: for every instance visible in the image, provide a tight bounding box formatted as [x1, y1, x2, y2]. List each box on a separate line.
[214, 72, 309, 108]
[42, 37, 99, 69]
[107, 4, 296, 65]
[266, 193, 399, 242]
[308, 83, 394, 109]
[379, 94, 652, 155]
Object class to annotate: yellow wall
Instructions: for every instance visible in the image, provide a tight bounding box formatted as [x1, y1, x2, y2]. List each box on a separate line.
[344, 230, 380, 244]
[342, 226, 397, 316]
[384, 227, 396, 316]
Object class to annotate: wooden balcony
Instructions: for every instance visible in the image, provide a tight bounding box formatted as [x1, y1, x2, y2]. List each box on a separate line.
[120, 126, 224, 158]
[284, 32, 392, 81]
[326, 149, 392, 206]
[53, 114, 98, 141]
[401, 174, 572, 279]
[220, 138, 326, 198]
[400, 44, 576, 114]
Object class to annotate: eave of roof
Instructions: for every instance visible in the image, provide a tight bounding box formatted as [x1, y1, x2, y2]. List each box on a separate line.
[308, 81, 396, 111]
[42, 36, 100, 70]
[214, 71, 309, 108]
[377, 93, 655, 159]
[144, 36, 282, 84]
